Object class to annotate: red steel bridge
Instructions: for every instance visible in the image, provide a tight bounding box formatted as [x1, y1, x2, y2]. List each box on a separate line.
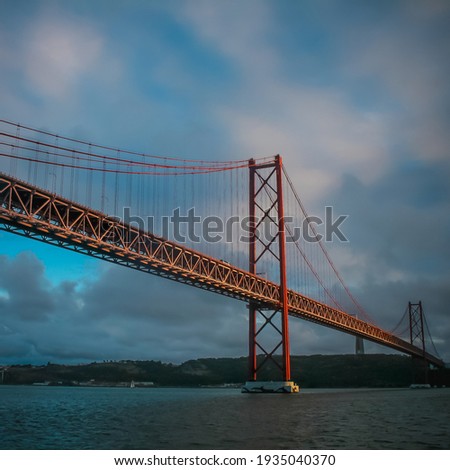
[0, 119, 444, 387]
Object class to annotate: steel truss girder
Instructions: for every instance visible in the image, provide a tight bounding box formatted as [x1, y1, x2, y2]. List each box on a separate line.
[0, 171, 443, 367]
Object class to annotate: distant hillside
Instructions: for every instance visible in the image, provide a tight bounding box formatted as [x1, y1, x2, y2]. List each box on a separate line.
[1, 354, 421, 388]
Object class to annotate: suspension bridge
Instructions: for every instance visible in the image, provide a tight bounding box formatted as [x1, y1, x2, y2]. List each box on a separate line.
[0, 119, 444, 392]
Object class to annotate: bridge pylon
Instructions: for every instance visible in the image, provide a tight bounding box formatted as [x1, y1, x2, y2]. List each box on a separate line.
[242, 155, 299, 393]
[409, 301, 430, 386]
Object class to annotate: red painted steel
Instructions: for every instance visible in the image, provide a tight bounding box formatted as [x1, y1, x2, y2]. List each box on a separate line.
[275, 155, 291, 381]
[248, 158, 257, 380]
[247, 156, 292, 380]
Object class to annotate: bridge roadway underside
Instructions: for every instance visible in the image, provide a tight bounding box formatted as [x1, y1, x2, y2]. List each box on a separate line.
[0, 172, 443, 367]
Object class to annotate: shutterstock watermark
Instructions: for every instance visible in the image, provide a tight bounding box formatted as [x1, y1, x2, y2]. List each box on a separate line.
[116, 206, 349, 244]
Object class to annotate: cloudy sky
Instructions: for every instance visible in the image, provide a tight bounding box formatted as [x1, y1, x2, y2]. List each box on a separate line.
[0, 0, 449, 366]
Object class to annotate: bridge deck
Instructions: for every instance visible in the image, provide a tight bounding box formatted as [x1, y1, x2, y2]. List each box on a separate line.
[0, 172, 443, 367]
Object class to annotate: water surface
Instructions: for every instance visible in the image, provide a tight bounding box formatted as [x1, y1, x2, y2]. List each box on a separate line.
[0, 386, 449, 449]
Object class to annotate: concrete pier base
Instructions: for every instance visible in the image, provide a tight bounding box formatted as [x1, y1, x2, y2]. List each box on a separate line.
[242, 381, 300, 393]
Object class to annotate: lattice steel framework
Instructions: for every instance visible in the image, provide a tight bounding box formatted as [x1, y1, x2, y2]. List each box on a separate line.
[248, 155, 291, 381]
[0, 171, 444, 368]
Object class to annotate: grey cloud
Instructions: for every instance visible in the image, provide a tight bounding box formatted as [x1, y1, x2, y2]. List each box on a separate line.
[1, 237, 448, 365]
[332, 159, 450, 281]
[0, 251, 250, 364]
[325, 157, 450, 361]
[0, 252, 55, 321]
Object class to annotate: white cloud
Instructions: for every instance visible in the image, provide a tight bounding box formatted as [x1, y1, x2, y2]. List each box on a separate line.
[24, 13, 103, 99]
[340, 2, 450, 163]
[218, 82, 389, 206]
[178, 0, 277, 77]
[176, 1, 391, 205]
[406, 0, 450, 19]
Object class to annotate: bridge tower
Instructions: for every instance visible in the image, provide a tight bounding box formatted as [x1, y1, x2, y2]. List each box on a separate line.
[242, 155, 299, 393]
[409, 301, 425, 353]
[409, 301, 429, 386]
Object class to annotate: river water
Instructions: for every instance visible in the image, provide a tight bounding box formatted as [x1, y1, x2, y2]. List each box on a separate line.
[0, 386, 449, 449]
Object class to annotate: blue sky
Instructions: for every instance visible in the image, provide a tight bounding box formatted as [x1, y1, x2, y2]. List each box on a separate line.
[1, 0, 449, 365]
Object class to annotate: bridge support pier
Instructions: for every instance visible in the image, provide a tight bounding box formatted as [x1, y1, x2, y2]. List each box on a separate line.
[243, 155, 299, 393]
[242, 381, 299, 393]
[410, 357, 430, 387]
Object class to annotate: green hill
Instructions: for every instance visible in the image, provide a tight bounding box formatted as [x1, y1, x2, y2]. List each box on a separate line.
[1, 354, 419, 388]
